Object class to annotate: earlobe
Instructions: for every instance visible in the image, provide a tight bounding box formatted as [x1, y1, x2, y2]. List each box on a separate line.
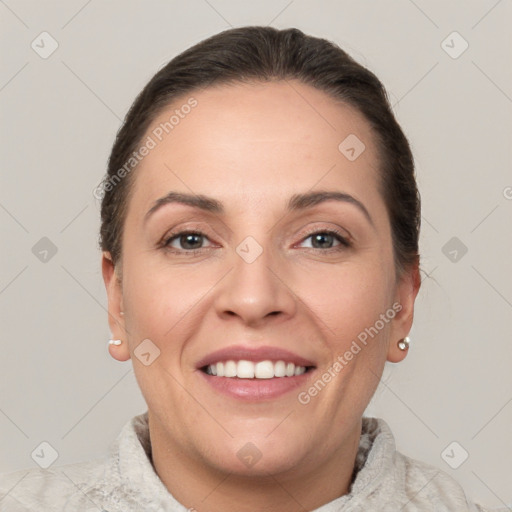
[387, 336, 411, 363]
[107, 338, 131, 362]
[386, 261, 421, 363]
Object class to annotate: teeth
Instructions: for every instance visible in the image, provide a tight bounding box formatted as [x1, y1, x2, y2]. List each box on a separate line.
[237, 360, 254, 378]
[205, 360, 308, 379]
[294, 365, 306, 376]
[224, 360, 237, 378]
[255, 361, 274, 379]
[274, 360, 286, 377]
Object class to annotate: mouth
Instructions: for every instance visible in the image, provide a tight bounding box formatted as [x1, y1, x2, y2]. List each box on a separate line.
[201, 360, 315, 379]
[196, 346, 317, 401]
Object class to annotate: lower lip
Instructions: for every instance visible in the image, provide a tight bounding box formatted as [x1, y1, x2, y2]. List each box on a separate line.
[198, 370, 314, 401]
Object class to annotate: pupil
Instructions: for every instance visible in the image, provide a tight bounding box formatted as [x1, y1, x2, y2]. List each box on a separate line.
[313, 233, 333, 249]
[182, 234, 202, 249]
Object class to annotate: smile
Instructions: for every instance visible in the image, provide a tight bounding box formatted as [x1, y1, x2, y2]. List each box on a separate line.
[203, 360, 311, 379]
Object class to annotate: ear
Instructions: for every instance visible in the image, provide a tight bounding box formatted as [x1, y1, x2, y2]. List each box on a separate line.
[102, 252, 131, 362]
[386, 259, 421, 363]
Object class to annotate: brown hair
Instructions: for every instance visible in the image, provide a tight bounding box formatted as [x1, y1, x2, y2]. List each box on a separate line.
[99, 26, 421, 280]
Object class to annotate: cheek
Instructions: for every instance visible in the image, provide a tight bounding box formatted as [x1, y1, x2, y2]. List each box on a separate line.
[297, 261, 392, 343]
[124, 278, 182, 345]
[121, 254, 215, 348]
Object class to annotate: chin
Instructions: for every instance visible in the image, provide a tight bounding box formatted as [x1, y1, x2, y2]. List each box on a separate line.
[203, 434, 306, 477]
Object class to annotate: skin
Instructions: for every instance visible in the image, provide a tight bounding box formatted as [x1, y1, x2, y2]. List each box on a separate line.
[103, 80, 420, 512]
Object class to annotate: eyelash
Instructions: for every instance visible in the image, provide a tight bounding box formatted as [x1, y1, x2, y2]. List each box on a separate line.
[160, 228, 351, 255]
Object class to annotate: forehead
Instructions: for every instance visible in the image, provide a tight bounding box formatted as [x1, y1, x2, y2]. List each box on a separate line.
[130, 80, 383, 216]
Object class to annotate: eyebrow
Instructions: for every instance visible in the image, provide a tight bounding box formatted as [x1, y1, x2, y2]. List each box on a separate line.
[144, 190, 374, 227]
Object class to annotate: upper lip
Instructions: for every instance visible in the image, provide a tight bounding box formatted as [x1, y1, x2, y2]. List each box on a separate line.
[196, 345, 316, 369]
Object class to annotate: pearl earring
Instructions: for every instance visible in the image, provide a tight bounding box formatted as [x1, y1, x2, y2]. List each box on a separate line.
[108, 339, 122, 346]
[397, 336, 410, 351]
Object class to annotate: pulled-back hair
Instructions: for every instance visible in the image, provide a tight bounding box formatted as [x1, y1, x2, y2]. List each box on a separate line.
[99, 26, 420, 280]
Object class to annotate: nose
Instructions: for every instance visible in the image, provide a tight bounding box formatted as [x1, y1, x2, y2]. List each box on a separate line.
[214, 240, 298, 328]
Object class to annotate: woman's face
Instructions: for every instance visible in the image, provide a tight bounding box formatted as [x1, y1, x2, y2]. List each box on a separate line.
[104, 80, 419, 477]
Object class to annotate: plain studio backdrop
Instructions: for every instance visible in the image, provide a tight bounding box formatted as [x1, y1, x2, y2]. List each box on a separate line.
[0, 0, 511, 508]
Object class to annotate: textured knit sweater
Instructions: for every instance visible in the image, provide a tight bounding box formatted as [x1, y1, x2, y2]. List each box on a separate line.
[0, 412, 507, 511]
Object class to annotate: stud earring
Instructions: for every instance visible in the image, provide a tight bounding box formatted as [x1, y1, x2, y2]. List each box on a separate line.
[108, 339, 122, 346]
[397, 336, 410, 351]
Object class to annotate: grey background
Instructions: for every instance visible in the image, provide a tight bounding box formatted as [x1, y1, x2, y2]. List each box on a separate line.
[1, 0, 511, 508]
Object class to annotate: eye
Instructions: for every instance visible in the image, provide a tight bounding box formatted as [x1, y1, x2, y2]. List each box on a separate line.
[298, 229, 351, 250]
[163, 231, 213, 252]
[160, 229, 350, 254]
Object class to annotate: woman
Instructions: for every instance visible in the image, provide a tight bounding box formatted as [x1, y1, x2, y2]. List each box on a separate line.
[0, 26, 504, 512]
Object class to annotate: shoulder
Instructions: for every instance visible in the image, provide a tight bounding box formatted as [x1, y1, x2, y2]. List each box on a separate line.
[0, 458, 110, 511]
[0, 412, 173, 512]
[392, 445, 507, 512]
[354, 417, 508, 512]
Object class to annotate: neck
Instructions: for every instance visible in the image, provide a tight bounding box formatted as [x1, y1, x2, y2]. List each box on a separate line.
[149, 415, 362, 512]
